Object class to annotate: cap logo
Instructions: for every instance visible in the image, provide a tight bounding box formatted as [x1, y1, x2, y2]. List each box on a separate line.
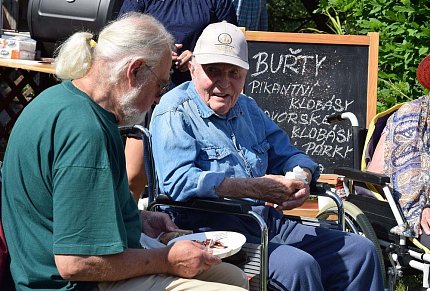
[217, 33, 233, 47]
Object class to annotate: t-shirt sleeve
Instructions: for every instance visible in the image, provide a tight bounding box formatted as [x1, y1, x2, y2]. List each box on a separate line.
[53, 167, 128, 255]
[51, 120, 131, 255]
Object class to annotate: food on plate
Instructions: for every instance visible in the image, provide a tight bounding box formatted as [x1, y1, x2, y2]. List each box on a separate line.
[167, 231, 246, 259]
[159, 229, 193, 244]
[193, 239, 227, 249]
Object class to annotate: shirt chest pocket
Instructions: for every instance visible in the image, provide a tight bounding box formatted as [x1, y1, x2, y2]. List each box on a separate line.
[252, 140, 271, 154]
[198, 146, 233, 173]
[250, 140, 270, 176]
[200, 147, 231, 160]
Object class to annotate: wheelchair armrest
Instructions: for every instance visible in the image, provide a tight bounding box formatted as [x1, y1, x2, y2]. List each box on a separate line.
[310, 182, 345, 231]
[190, 199, 252, 213]
[310, 182, 331, 195]
[311, 182, 342, 208]
[149, 194, 252, 214]
[334, 167, 390, 186]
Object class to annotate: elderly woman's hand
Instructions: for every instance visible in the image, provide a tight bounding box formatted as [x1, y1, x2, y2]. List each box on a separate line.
[420, 207, 430, 235]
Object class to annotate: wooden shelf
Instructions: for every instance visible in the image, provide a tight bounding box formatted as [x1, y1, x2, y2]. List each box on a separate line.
[283, 200, 319, 217]
[0, 60, 58, 158]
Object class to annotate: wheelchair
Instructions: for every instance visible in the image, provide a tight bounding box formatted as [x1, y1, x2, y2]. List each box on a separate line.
[120, 124, 345, 291]
[317, 105, 430, 291]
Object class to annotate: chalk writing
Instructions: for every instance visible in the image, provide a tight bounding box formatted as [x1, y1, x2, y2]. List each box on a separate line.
[290, 124, 351, 143]
[251, 48, 326, 77]
[301, 141, 353, 159]
[289, 96, 354, 113]
[249, 80, 317, 96]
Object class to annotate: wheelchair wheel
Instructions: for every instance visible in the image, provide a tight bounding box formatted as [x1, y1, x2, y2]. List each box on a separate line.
[317, 200, 387, 288]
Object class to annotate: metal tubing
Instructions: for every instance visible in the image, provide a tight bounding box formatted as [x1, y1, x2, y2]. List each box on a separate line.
[324, 189, 345, 230]
[248, 210, 268, 291]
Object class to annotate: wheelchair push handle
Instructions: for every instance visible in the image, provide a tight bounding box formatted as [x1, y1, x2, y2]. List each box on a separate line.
[326, 112, 362, 170]
[326, 112, 359, 127]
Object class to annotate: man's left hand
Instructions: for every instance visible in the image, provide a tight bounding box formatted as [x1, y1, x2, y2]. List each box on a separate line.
[276, 185, 310, 210]
[302, 168, 313, 185]
[141, 210, 178, 238]
[276, 168, 312, 210]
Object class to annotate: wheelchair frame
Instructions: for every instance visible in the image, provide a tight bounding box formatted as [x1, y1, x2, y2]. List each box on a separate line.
[120, 124, 346, 291]
[317, 112, 430, 291]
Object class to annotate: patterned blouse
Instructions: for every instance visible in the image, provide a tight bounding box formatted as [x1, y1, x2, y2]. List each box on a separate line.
[384, 95, 430, 237]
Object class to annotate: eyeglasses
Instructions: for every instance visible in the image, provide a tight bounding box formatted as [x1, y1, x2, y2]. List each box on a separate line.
[145, 64, 172, 96]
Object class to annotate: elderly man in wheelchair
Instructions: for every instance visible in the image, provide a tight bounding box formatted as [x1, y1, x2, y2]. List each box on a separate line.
[140, 21, 384, 291]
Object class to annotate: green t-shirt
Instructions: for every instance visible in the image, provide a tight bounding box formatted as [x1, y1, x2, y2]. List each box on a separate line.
[1, 81, 141, 290]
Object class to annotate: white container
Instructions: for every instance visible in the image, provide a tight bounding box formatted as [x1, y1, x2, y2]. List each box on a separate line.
[318, 196, 332, 210]
[0, 48, 35, 60]
[0, 36, 37, 52]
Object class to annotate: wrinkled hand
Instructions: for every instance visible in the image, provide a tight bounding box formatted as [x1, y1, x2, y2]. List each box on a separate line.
[420, 207, 430, 235]
[276, 186, 309, 210]
[276, 168, 312, 210]
[172, 44, 192, 72]
[166, 240, 221, 278]
[302, 168, 313, 185]
[141, 210, 178, 238]
[258, 175, 309, 209]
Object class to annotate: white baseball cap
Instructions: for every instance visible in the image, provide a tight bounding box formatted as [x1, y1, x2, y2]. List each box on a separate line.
[193, 21, 249, 70]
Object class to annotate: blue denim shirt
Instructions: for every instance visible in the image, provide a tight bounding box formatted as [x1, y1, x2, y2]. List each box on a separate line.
[150, 81, 320, 202]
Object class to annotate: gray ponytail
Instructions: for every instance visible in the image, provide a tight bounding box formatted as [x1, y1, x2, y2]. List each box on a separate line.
[54, 12, 175, 82]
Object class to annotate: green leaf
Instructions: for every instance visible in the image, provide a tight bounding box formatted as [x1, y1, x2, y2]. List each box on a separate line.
[419, 47, 429, 55]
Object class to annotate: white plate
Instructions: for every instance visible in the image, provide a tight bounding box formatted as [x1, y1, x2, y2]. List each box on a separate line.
[167, 231, 246, 259]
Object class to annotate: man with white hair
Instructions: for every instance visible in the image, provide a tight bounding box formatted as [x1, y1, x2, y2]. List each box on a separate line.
[1, 13, 248, 290]
[150, 21, 385, 290]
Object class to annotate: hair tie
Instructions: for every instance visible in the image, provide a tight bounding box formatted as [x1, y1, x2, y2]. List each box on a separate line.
[89, 39, 97, 48]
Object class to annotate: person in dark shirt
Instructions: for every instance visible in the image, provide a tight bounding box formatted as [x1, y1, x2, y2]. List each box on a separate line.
[119, 0, 238, 87]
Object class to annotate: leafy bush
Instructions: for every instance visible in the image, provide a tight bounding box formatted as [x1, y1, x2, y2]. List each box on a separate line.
[316, 0, 430, 111]
[268, 0, 319, 32]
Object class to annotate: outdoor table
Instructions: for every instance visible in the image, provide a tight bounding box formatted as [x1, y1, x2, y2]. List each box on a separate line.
[0, 59, 57, 159]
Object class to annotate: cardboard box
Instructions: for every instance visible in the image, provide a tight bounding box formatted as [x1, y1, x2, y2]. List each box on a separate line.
[0, 36, 37, 52]
[0, 48, 35, 60]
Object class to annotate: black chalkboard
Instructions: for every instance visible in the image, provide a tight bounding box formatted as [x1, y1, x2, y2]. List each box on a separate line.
[244, 32, 379, 173]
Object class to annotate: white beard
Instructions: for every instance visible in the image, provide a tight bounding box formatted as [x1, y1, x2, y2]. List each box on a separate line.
[118, 86, 148, 126]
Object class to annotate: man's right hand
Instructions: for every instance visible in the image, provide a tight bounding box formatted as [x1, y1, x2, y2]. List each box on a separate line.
[217, 175, 309, 208]
[165, 240, 221, 278]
